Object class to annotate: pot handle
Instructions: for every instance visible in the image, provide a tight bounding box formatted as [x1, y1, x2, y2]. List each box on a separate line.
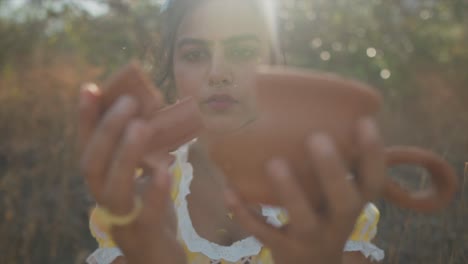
[383, 146, 458, 213]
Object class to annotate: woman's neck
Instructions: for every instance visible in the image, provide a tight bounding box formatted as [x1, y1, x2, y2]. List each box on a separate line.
[187, 140, 228, 189]
[184, 140, 248, 245]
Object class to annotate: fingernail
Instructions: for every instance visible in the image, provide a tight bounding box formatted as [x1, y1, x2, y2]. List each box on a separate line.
[117, 95, 137, 111]
[224, 189, 237, 206]
[358, 118, 378, 142]
[80, 83, 100, 108]
[266, 158, 288, 178]
[80, 83, 99, 100]
[84, 83, 99, 95]
[308, 133, 334, 154]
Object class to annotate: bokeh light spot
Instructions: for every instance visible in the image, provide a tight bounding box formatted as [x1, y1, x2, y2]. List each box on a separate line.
[366, 47, 377, 58]
[380, 69, 391, 79]
[310, 38, 322, 49]
[320, 51, 331, 61]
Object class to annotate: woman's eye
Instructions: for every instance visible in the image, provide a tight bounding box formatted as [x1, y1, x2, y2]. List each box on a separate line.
[183, 49, 209, 62]
[226, 46, 259, 62]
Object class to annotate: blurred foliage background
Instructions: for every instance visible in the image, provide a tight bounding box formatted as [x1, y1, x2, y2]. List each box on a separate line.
[0, 0, 467, 263]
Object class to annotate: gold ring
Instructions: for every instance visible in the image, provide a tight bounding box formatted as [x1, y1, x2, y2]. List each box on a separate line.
[94, 196, 143, 227]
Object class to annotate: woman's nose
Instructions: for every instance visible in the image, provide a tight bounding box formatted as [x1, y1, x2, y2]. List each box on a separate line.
[208, 48, 233, 88]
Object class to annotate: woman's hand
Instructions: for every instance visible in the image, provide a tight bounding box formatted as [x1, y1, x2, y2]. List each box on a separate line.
[225, 118, 385, 264]
[78, 84, 185, 264]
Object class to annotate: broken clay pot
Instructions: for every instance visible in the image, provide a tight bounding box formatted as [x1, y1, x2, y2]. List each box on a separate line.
[99, 62, 457, 213]
[208, 66, 458, 213]
[100, 62, 203, 154]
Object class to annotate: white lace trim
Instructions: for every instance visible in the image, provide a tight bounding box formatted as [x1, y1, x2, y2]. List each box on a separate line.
[344, 240, 385, 262]
[261, 205, 285, 228]
[174, 142, 283, 262]
[86, 247, 123, 264]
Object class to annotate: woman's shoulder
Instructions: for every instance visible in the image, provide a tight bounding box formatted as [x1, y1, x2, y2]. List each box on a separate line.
[349, 203, 380, 242]
[344, 203, 384, 262]
[169, 141, 192, 201]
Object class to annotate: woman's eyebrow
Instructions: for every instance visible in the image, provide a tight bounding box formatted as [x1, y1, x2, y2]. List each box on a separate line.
[176, 38, 211, 49]
[223, 34, 260, 45]
[176, 34, 259, 49]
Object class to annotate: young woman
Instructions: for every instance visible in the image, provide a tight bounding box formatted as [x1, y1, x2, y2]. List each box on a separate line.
[79, 0, 386, 263]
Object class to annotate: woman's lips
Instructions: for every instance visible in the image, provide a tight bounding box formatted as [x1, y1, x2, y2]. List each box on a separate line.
[204, 94, 238, 111]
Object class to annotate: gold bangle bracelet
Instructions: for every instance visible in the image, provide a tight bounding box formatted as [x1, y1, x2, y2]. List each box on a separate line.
[94, 197, 143, 227]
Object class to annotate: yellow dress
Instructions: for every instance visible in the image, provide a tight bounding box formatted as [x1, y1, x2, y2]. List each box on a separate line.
[87, 144, 384, 264]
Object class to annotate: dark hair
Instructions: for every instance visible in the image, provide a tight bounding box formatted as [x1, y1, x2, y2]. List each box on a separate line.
[156, 0, 284, 102]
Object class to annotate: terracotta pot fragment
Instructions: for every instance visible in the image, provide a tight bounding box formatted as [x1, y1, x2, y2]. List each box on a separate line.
[208, 66, 458, 212]
[100, 62, 203, 154]
[99, 63, 457, 213]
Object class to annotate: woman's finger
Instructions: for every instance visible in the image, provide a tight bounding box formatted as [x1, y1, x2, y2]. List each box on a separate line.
[78, 83, 101, 154]
[355, 118, 385, 201]
[112, 161, 173, 247]
[224, 189, 284, 248]
[80, 96, 138, 202]
[103, 120, 149, 214]
[307, 134, 362, 220]
[142, 161, 173, 225]
[266, 158, 318, 237]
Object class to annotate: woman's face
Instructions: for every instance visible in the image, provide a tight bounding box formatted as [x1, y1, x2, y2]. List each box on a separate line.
[173, 0, 271, 136]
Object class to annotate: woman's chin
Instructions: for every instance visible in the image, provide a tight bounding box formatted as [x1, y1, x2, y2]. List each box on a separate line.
[200, 117, 248, 139]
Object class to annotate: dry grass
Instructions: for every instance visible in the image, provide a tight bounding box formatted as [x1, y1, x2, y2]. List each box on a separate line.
[0, 57, 466, 263]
